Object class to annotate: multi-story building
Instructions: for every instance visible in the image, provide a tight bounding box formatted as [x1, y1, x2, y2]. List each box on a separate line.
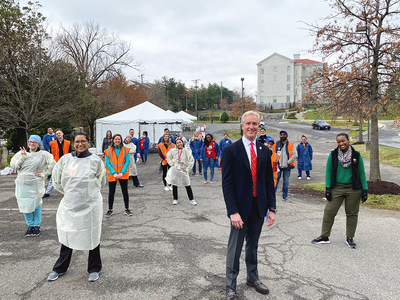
[257, 53, 325, 109]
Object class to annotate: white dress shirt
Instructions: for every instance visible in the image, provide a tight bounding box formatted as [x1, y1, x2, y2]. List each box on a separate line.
[242, 136, 257, 166]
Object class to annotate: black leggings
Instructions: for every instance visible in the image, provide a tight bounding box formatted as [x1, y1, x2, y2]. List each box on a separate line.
[130, 175, 140, 187]
[108, 179, 129, 210]
[162, 164, 170, 186]
[173, 185, 194, 200]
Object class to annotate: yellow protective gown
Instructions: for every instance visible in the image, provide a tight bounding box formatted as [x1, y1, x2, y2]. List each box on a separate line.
[165, 147, 194, 187]
[52, 153, 106, 250]
[10, 150, 55, 213]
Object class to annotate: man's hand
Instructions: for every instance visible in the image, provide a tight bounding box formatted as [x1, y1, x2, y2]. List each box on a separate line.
[325, 187, 332, 201]
[230, 213, 244, 229]
[265, 211, 276, 227]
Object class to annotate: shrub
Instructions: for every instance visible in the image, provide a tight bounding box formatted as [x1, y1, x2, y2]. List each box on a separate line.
[220, 111, 229, 123]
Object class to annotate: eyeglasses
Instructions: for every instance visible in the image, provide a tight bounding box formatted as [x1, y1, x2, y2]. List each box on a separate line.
[74, 140, 89, 144]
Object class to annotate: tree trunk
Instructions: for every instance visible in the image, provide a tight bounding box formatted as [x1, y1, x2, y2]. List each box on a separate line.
[369, 111, 380, 180]
[88, 121, 95, 146]
[358, 113, 363, 142]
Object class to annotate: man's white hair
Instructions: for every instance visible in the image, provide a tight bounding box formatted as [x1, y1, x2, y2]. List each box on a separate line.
[241, 111, 261, 124]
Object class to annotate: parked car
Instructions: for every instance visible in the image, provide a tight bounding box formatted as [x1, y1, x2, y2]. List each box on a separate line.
[312, 120, 331, 130]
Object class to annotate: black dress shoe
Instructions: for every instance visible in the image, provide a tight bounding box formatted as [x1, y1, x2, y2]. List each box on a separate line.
[246, 278, 270, 294]
[226, 289, 237, 300]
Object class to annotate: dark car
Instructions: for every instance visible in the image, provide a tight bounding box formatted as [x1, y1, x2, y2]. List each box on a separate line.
[312, 120, 331, 130]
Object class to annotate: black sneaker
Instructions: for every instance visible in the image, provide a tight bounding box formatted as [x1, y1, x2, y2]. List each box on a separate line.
[105, 210, 113, 218]
[42, 193, 50, 198]
[25, 226, 33, 237]
[346, 237, 357, 249]
[311, 236, 330, 244]
[125, 209, 133, 216]
[31, 226, 40, 236]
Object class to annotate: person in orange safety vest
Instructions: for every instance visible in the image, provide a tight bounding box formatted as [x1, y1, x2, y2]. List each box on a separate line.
[158, 133, 176, 191]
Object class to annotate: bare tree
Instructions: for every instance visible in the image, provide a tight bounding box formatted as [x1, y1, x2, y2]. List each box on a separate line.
[0, 0, 81, 145]
[304, 0, 400, 181]
[55, 22, 140, 140]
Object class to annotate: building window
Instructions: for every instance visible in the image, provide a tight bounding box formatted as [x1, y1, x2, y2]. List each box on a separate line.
[273, 75, 277, 81]
[287, 66, 290, 72]
[287, 74, 290, 82]
[260, 96, 264, 104]
[273, 66, 277, 72]
[287, 84, 290, 91]
[261, 85, 264, 92]
[261, 77, 264, 84]
[273, 96, 277, 103]
[261, 68, 264, 74]
[286, 95, 290, 103]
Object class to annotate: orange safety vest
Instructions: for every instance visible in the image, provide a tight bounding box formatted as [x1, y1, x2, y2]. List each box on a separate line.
[49, 140, 71, 162]
[272, 141, 295, 168]
[104, 146, 130, 182]
[158, 143, 176, 165]
[270, 151, 280, 187]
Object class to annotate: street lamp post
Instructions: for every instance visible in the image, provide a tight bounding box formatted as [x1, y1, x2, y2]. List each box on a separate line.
[241, 78, 244, 115]
[355, 25, 370, 142]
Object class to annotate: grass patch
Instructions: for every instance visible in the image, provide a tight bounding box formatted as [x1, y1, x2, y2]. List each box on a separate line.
[299, 183, 400, 210]
[225, 128, 275, 139]
[352, 144, 400, 167]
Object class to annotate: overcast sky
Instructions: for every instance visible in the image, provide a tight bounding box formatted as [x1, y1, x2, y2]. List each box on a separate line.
[23, 0, 330, 96]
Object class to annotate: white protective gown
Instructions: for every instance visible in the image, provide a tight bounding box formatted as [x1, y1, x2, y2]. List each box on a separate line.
[124, 142, 138, 176]
[165, 147, 194, 187]
[10, 150, 55, 213]
[52, 153, 106, 250]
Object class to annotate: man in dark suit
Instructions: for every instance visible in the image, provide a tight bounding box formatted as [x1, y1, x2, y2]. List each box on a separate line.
[221, 111, 276, 300]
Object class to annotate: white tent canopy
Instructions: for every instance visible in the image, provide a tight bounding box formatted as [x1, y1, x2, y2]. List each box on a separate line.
[176, 111, 197, 121]
[95, 101, 184, 154]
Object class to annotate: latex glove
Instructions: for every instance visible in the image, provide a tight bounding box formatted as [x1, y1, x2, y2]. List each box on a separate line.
[362, 189, 368, 203]
[325, 187, 332, 201]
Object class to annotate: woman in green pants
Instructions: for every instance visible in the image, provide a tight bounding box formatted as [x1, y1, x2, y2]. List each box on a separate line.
[312, 133, 368, 249]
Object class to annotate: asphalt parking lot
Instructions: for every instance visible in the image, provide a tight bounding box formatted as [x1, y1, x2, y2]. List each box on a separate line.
[1, 124, 399, 299]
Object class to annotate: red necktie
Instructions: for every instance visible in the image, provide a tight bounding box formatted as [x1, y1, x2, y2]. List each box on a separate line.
[250, 142, 257, 197]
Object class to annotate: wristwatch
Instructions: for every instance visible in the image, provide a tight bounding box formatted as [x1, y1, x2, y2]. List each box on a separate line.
[269, 208, 277, 214]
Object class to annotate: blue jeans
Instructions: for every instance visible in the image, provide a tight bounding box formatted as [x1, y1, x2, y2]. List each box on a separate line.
[275, 168, 291, 199]
[139, 149, 147, 162]
[203, 157, 215, 181]
[192, 160, 202, 174]
[298, 170, 310, 177]
[23, 206, 42, 226]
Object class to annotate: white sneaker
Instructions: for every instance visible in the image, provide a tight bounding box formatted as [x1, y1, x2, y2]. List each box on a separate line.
[298, 176, 302, 180]
[164, 186, 169, 191]
[307, 177, 311, 180]
[168, 186, 173, 191]
[190, 199, 197, 205]
[172, 199, 178, 205]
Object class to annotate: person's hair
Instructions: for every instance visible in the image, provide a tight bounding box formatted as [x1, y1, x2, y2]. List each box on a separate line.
[241, 111, 260, 124]
[164, 128, 169, 132]
[111, 134, 123, 147]
[73, 131, 90, 143]
[336, 133, 349, 141]
[260, 127, 266, 132]
[162, 133, 172, 146]
[301, 135, 307, 139]
[54, 128, 63, 134]
[129, 128, 134, 131]
[204, 133, 213, 146]
[106, 130, 112, 138]
[125, 135, 132, 141]
[175, 137, 183, 145]
[143, 131, 148, 136]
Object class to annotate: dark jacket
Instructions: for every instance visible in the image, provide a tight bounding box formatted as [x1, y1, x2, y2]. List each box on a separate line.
[221, 139, 276, 222]
[330, 146, 362, 190]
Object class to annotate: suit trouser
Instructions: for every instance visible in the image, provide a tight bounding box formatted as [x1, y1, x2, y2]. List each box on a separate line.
[226, 199, 264, 291]
[52, 244, 102, 273]
[321, 183, 361, 238]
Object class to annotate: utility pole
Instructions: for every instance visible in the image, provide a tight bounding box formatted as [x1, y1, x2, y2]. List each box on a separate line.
[139, 74, 144, 84]
[220, 81, 223, 104]
[192, 79, 200, 118]
[241, 78, 245, 115]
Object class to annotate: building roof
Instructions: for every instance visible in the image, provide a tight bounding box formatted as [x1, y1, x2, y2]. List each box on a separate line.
[295, 59, 323, 65]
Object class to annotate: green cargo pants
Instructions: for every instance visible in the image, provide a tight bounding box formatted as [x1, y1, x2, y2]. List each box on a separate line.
[321, 183, 362, 238]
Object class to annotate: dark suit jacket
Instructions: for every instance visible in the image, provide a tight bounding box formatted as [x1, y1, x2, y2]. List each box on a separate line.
[221, 138, 276, 222]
